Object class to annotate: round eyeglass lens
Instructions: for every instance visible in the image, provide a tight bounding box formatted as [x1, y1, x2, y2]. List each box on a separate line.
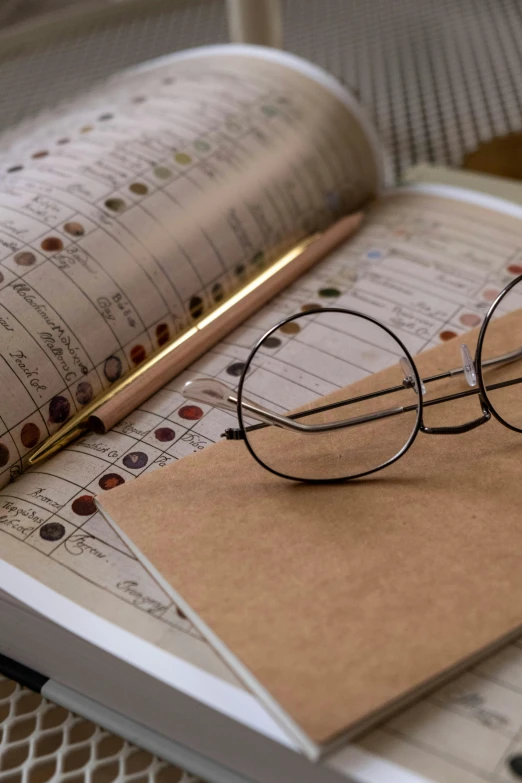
[238, 309, 422, 481]
[478, 276, 522, 431]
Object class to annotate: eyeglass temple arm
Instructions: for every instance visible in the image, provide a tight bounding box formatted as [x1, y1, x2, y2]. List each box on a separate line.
[182, 346, 522, 437]
[233, 374, 522, 436]
[182, 378, 401, 433]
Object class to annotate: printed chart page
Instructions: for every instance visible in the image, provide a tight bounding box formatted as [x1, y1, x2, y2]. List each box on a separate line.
[0, 47, 377, 489]
[3, 189, 522, 782]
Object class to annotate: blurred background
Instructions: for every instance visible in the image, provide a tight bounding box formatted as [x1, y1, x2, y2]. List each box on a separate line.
[0, 0, 521, 179]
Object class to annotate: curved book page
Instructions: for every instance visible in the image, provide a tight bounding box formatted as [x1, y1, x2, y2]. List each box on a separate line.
[0, 45, 380, 487]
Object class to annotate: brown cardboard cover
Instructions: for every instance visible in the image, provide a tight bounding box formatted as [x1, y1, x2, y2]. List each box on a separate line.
[100, 310, 522, 748]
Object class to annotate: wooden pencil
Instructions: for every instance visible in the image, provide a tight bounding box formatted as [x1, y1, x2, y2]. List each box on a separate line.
[29, 211, 363, 463]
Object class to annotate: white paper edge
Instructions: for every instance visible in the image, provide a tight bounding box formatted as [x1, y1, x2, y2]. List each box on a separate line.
[395, 182, 522, 219]
[0, 559, 294, 747]
[97, 503, 320, 760]
[328, 745, 433, 783]
[0, 558, 428, 783]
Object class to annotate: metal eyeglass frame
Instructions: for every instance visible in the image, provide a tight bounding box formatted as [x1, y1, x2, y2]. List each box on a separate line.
[182, 274, 522, 483]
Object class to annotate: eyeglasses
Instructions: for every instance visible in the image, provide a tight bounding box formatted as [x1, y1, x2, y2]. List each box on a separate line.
[182, 274, 522, 483]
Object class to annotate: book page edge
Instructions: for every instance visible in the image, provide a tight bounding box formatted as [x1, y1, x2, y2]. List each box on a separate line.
[0, 557, 295, 750]
[394, 182, 522, 218]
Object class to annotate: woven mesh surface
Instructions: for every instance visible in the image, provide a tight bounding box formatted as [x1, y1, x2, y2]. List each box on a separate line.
[0, 675, 200, 783]
[0, 0, 522, 176]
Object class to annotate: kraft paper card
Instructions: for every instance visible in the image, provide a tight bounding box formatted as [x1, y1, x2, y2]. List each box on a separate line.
[99, 309, 522, 755]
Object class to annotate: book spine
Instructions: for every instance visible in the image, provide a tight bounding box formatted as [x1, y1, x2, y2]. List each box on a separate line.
[0, 653, 48, 692]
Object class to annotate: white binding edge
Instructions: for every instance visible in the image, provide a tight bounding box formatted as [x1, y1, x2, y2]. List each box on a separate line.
[0, 557, 429, 781]
[396, 182, 522, 219]
[0, 559, 294, 748]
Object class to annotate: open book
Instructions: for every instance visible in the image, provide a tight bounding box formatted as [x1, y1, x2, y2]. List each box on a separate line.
[2, 43, 522, 783]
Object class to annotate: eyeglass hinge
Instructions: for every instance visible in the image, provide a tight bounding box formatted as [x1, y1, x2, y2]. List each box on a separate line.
[222, 428, 245, 440]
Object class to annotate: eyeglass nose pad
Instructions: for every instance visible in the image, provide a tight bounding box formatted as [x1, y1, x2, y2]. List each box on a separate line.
[460, 343, 477, 387]
[399, 357, 425, 395]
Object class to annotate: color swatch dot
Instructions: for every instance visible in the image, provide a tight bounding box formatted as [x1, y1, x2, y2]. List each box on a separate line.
[194, 139, 211, 152]
[105, 198, 126, 212]
[189, 296, 204, 319]
[21, 422, 40, 449]
[56, 138, 70, 145]
[212, 282, 224, 303]
[76, 381, 93, 405]
[98, 113, 113, 121]
[99, 473, 125, 490]
[130, 345, 146, 365]
[80, 125, 93, 133]
[263, 336, 281, 349]
[178, 405, 203, 421]
[129, 182, 148, 196]
[0, 272, 4, 284]
[104, 356, 122, 382]
[279, 321, 301, 335]
[508, 264, 522, 276]
[154, 166, 171, 179]
[483, 288, 500, 302]
[301, 303, 322, 312]
[39, 522, 65, 541]
[508, 755, 522, 778]
[252, 251, 264, 267]
[155, 427, 176, 442]
[156, 323, 170, 346]
[460, 313, 481, 328]
[174, 152, 192, 165]
[440, 330, 457, 342]
[32, 150, 48, 159]
[326, 192, 341, 213]
[41, 237, 64, 252]
[7, 165, 23, 173]
[123, 452, 148, 470]
[14, 251, 36, 267]
[49, 396, 70, 423]
[318, 287, 341, 298]
[132, 96, 146, 104]
[64, 221, 85, 236]
[234, 264, 246, 277]
[72, 495, 96, 516]
[226, 362, 245, 377]
[0, 443, 9, 468]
